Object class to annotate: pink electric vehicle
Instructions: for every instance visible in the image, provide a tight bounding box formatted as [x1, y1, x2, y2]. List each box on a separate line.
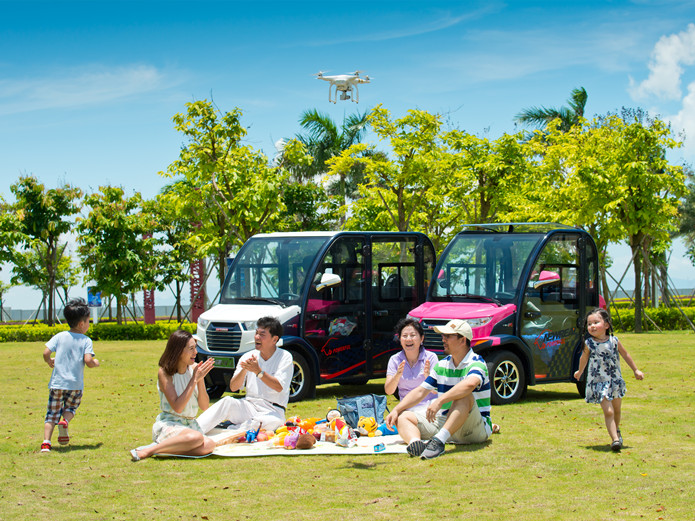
[407, 223, 602, 404]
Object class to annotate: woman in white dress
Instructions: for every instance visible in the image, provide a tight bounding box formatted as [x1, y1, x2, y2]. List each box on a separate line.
[130, 330, 216, 461]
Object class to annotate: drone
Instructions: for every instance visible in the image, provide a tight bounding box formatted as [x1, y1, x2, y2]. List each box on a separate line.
[316, 70, 370, 103]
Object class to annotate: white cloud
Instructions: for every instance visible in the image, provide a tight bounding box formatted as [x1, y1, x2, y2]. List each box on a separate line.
[0, 64, 174, 115]
[303, 5, 499, 47]
[667, 80, 695, 155]
[629, 23, 695, 100]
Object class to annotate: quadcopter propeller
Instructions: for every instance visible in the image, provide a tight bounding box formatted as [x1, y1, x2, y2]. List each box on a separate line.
[350, 70, 364, 76]
[315, 70, 330, 77]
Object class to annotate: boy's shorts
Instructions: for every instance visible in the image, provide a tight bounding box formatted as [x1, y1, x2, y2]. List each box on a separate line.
[45, 389, 83, 424]
[414, 403, 489, 444]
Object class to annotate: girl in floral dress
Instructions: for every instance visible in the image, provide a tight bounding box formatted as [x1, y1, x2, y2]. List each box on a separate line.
[574, 308, 644, 451]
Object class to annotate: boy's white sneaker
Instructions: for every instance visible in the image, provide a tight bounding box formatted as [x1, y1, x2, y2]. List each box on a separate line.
[41, 441, 51, 452]
[57, 420, 69, 445]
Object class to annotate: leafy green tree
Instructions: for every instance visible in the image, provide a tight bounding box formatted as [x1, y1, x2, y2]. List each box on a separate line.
[161, 100, 302, 285]
[521, 112, 685, 329]
[515, 87, 588, 131]
[10, 176, 82, 325]
[338, 107, 532, 252]
[54, 247, 81, 310]
[76, 186, 157, 324]
[280, 182, 339, 232]
[0, 195, 24, 264]
[338, 106, 445, 234]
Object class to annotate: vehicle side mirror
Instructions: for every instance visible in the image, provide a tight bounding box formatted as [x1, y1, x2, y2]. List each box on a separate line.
[316, 273, 342, 292]
[437, 269, 448, 289]
[534, 270, 560, 289]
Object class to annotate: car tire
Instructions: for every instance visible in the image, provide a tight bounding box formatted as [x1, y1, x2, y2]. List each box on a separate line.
[206, 383, 226, 400]
[487, 350, 526, 405]
[288, 351, 314, 403]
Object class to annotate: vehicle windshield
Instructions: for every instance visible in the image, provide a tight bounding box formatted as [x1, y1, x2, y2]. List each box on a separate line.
[220, 236, 330, 305]
[431, 233, 543, 302]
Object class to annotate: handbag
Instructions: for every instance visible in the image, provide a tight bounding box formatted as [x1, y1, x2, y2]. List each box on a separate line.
[336, 393, 389, 429]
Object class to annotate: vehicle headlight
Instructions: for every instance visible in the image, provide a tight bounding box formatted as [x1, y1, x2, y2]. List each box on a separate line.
[198, 318, 210, 331]
[242, 320, 257, 331]
[466, 317, 493, 328]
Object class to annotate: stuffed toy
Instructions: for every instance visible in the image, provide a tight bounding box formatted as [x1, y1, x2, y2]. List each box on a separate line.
[285, 415, 301, 427]
[355, 416, 378, 437]
[325, 408, 342, 423]
[295, 433, 316, 450]
[333, 417, 357, 448]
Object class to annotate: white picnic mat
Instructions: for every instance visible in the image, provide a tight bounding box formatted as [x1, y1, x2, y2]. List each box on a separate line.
[209, 430, 408, 457]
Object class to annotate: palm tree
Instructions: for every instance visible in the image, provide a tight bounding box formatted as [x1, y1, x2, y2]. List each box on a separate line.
[294, 109, 370, 193]
[515, 87, 588, 131]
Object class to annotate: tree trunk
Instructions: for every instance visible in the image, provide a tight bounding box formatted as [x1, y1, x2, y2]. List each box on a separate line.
[631, 237, 643, 333]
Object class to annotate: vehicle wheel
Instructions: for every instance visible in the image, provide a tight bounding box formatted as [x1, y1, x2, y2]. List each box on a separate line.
[206, 383, 226, 400]
[288, 351, 314, 403]
[487, 350, 526, 405]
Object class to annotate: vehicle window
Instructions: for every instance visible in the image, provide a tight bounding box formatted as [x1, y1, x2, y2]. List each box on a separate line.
[432, 234, 541, 300]
[220, 236, 328, 304]
[314, 237, 364, 303]
[373, 238, 417, 301]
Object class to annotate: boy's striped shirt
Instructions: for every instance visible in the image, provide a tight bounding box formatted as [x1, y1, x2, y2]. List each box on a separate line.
[421, 349, 492, 436]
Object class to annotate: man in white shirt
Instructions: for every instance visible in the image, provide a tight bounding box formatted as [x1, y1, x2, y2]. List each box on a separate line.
[196, 317, 294, 433]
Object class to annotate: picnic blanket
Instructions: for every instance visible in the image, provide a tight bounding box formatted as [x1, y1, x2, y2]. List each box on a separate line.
[208, 428, 408, 457]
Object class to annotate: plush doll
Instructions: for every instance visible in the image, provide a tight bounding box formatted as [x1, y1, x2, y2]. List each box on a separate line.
[285, 415, 301, 427]
[355, 416, 378, 437]
[283, 430, 299, 449]
[325, 408, 342, 423]
[299, 417, 320, 431]
[333, 417, 357, 448]
[295, 433, 316, 450]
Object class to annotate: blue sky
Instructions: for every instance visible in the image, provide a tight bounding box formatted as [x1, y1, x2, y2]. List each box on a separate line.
[1, 0, 694, 309]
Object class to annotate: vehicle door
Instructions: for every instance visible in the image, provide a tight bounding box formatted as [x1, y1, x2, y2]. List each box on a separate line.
[370, 235, 436, 374]
[519, 233, 584, 380]
[302, 236, 367, 381]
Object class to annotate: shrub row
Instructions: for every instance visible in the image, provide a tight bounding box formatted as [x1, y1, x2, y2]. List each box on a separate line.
[611, 306, 695, 332]
[2, 308, 692, 342]
[0, 321, 196, 343]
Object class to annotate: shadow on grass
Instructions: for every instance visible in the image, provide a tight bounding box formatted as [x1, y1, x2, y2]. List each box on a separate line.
[338, 459, 398, 470]
[446, 440, 491, 454]
[584, 443, 628, 453]
[54, 442, 103, 452]
[517, 388, 584, 404]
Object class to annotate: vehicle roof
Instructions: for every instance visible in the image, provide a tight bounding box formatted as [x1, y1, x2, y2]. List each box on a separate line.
[252, 231, 430, 238]
[456, 222, 582, 234]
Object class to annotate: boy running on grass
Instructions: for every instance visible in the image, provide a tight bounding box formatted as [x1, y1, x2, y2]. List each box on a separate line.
[41, 298, 99, 452]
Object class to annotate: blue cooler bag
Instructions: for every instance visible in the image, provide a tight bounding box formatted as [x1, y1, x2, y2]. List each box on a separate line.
[337, 394, 389, 429]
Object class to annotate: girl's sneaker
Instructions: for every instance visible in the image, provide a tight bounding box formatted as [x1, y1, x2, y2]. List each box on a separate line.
[41, 442, 51, 452]
[57, 420, 69, 445]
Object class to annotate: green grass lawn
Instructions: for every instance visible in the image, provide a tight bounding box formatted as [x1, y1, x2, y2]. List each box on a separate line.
[1, 332, 693, 520]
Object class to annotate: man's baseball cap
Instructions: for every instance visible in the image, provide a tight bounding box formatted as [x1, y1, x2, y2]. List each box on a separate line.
[432, 319, 473, 340]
